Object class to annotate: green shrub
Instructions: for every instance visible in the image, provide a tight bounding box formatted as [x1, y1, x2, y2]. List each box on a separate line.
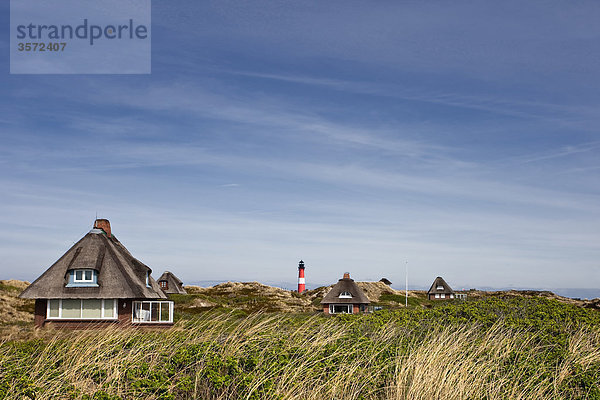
[1, 299, 599, 399]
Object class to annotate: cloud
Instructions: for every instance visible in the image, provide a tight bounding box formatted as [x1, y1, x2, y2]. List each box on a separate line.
[2, 0, 600, 289]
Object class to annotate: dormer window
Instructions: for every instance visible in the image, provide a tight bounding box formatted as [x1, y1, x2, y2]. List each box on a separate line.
[437, 286, 444, 290]
[339, 291, 352, 298]
[146, 271, 151, 288]
[159, 281, 168, 289]
[75, 269, 94, 283]
[66, 269, 98, 287]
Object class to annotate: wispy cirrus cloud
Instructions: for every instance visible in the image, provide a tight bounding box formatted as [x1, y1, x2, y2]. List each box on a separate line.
[2, 0, 600, 290]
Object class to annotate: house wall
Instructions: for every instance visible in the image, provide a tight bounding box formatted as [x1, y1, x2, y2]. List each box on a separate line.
[44, 319, 120, 329]
[118, 299, 133, 326]
[34, 299, 46, 328]
[323, 303, 368, 315]
[34, 298, 172, 329]
[429, 294, 454, 300]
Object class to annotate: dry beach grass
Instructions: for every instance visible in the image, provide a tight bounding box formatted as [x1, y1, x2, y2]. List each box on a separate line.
[2, 280, 600, 399]
[1, 309, 600, 399]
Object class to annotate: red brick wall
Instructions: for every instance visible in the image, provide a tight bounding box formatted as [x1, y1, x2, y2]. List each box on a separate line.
[429, 294, 454, 300]
[34, 299, 46, 328]
[44, 320, 120, 329]
[118, 299, 132, 326]
[323, 305, 329, 315]
[353, 304, 359, 314]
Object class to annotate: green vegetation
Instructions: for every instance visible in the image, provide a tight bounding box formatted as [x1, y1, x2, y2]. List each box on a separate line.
[0, 283, 22, 293]
[1, 298, 600, 399]
[377, 292, 425, 307]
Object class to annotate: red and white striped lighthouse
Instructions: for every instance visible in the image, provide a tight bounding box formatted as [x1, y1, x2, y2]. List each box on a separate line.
[297, 260, 306, 293]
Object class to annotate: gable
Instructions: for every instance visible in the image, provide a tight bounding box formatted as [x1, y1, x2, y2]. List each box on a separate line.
[158, 271, 187, 294]
[427, 277, 454, 295]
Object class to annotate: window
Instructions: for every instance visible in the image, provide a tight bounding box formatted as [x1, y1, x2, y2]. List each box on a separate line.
[67, 269, 98, 287]
[145, 272, 151, 288]
[440, 294, 446, 299]
[159, 281, 168, 289]
[329, 304, 353, 314]
[46, 299, 117, 319]
[74, 269, 94, 282]
[339, 291, 352, 298]
[436, 286, 444, 290]
[450, 294, 454, 299]
[132, 301, 173, 323]
[435, 294, 440, 299]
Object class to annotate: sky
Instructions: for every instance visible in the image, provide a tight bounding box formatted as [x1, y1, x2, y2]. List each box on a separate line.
[1, 0, 599, 293]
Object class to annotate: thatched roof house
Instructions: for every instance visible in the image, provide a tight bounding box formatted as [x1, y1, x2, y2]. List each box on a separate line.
[158, 271, 187, 295]
[321, 272, 370, 314]
[20, 219, 173, 328]
[379, 278, 392, 286]
[427, 276, 455, 300]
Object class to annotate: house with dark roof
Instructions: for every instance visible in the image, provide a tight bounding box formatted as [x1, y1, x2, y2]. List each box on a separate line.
[427, 276, 455, 300]
[19, 219, 174, 328]
[321, 272, 370, 314]
[379, 278, 392, 286]
[158, 271, 187, 295]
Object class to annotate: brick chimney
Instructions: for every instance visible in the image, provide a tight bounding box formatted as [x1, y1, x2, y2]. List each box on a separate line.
[343, 272, 350, 279]
[94, 219, 111, 237]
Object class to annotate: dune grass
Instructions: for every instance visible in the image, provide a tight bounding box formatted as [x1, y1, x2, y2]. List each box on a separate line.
[1, 299, 600, 399]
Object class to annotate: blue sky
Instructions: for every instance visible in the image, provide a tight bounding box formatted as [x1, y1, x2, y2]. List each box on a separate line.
[1, 0, 599, 291]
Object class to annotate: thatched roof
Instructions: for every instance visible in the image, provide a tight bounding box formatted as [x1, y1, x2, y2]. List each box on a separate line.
[20, 222, 166, 300]
[427, 276, 454, 295]
[321, 273, 370, 304]
[158, 271, 187, 294]
[379, 278, 392, 286]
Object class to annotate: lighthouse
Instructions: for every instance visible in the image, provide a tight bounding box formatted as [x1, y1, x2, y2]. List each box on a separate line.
[297, 260, 306, 293]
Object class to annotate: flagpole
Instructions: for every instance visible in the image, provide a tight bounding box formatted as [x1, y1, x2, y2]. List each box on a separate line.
[405, 261, 408, 308]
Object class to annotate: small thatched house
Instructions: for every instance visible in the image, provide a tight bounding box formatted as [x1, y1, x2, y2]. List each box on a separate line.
[427, 276, 455, 300]
[19, 219, 173, 328]
[158, 271, 187, 295]
[379, 278, 392, 286]
[321, 272, 370, 314]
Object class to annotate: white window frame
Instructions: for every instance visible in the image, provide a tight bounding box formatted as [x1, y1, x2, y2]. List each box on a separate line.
[74, 269, 95, 283]
[435, 293, 440, 299]
[132, 301, 174, 323]
[440, 294, 446, 299]
[436, 286, 444, 290]
[339, 291, 352, 299]
[46, 299, 118, 320]
[329, 304, 353, 314]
